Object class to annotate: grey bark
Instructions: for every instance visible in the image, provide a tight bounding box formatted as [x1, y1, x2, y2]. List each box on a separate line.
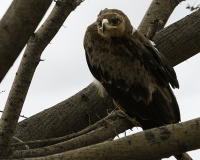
[11, 113, 134, 158]
[138, 0, 184, 36]
[14, 84, 115, 149]
[21, 117, 200, 160]
[153, 10, 200, 66]
[0, 0, 83, 158]
[0, 0, 52, 83]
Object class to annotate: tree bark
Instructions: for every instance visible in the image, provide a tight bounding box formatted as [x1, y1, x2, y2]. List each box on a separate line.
[11, 114, 134, 158]
[0, 0, 83, 158]
[21, 117, 200, 160]
[14, 10, 200, 149]
[153, 10, 200, 66]
[14, 83, 115, 149]
[0, 0, 52, 83]
[138, 0, 184, 36]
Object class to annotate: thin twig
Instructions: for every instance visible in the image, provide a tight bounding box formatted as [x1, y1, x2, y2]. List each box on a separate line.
[11, 113, 134, 158]
[0, 90, 5, 94]
[0, 111, 27, 119]
[12, 137, 29, 150]
[96, 113, 119, 138]
[12, 110, 135, 148]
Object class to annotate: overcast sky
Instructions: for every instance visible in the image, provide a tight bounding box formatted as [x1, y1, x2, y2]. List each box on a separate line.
[0, 0, 199, 159]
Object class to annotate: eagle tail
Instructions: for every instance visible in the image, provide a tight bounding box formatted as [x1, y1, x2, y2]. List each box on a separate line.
[137, 86, 180, 130]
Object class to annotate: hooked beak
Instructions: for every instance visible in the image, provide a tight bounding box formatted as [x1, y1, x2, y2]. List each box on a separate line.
[100, 19, 118, 33]
[101, 19, 109, 33]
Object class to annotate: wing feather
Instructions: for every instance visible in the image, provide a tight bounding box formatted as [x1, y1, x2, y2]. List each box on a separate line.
[130, 31, 179, 88]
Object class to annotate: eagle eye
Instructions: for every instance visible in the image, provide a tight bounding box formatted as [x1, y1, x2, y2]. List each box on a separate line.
[97, 20, 102, 26]
[110, 18, 120, 26]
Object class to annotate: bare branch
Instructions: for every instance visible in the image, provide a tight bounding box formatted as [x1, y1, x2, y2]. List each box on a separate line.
[0, 111, 27, 119]
[10, 111, 135, 158]
[0, 0, 52, 83]
[186, 4, 200, 11]
[14, 83, 115, 149]
[153, 10, 200, 66]
[20, 117, 200, 160]
[12, 137, 29, 150]
[0, 90, 6, 94]
[12, 111, 132, 148]
[0, 0, 83, 158]
[138, 0, 184, 35]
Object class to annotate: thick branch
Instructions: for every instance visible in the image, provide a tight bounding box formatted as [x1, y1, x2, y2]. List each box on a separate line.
[22, 117, 200, 160]
[0, 0, 83, 158]
[0, 0, 52, 83]
[12, 110, 126, 148]
[11, 112, 135, 158]
[153, 10, 200, 66]
[14, 83, 115, 149]
[138, 0, 184, 36]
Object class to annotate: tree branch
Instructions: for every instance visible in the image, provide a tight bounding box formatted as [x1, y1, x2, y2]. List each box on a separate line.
[0, 0, 52, 83]
[14, 83, 115, 149]
[21, 117, 200, 160]
[0, 0, 83, 158]
[138, 0, 184, 36]
[10, 111, 136, 158]
[12, 111, 130, 148]
[153, 10, 200, 66]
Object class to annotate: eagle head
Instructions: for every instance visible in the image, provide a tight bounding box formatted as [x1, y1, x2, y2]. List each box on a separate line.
[96, 8, 133, 38]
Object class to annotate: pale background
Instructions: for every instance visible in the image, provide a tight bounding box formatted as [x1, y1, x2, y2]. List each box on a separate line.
[0, 0, 199, 159]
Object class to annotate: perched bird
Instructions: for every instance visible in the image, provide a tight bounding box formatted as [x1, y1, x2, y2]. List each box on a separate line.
[84, 8, 180, 130]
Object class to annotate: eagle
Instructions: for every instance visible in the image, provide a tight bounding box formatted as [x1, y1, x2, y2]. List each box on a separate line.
[84, 8, 180, 130]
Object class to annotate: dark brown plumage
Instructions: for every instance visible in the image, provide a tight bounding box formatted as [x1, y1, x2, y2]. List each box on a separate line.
[84, 8, 180, 130]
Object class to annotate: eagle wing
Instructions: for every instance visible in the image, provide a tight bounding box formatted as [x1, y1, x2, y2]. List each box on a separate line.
[84, 23, 180, 129]
[132, 31, 179, 89]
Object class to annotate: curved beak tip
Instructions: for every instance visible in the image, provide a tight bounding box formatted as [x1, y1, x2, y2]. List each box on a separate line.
[102, 19, 108, 33]
[102, 23, 107, 33]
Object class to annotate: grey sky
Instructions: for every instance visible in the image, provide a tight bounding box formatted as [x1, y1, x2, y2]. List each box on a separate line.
[0, 0, 199, 159]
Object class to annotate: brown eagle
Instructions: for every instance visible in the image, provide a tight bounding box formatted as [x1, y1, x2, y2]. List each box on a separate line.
[84, 8, 180, 130]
